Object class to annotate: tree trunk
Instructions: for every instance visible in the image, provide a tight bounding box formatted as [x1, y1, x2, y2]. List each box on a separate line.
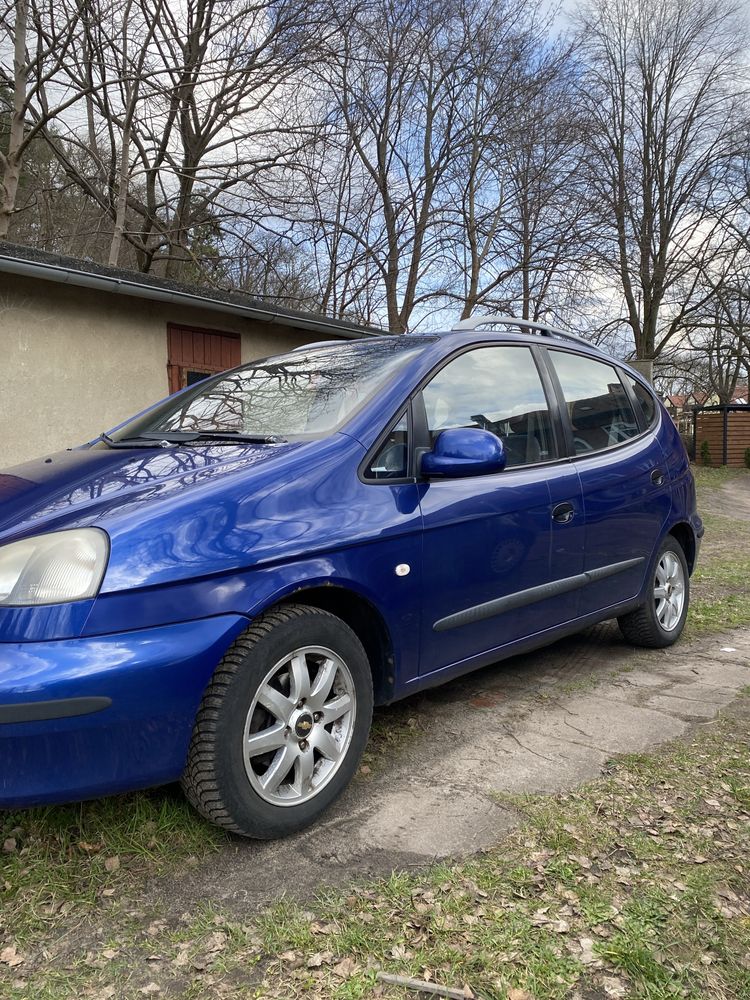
[0, 0, 29, 238]
[108, 128, 131, 266]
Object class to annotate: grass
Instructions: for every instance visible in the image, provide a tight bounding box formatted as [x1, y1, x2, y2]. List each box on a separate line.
[0, 787, 223, 944]
[687, 472, 750, 634]
[690, 464, 749, 490]
[244, 700, 750, 1000]
[5, 695, 747, 999]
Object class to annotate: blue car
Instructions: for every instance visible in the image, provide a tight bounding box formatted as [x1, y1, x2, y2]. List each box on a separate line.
[0, 316, 702, 838]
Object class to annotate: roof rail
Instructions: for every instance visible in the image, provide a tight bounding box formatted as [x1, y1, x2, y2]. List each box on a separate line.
[291, 339, 344, 351]
[452, 314, 594, 349]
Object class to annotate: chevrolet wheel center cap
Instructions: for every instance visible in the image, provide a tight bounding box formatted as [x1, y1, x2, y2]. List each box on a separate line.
[294, 714, 314, 738]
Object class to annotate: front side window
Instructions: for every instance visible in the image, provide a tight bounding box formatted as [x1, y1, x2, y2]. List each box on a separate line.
[550, 351, 639, 455]
[366, 414, 409, 479]
[421, 346, 556, 467]
[112, 339, 427, 442]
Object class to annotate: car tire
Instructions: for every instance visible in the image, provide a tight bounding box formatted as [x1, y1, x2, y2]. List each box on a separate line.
[617, 536, 689, 648]
[181, 603, 373, 839]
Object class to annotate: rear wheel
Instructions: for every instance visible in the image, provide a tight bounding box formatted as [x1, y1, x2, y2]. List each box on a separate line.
[181, 604, 373, 839]
[617, 537, 689, 648]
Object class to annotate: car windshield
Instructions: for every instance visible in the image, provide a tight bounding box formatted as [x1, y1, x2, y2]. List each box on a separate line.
[110, 338, 427, 442]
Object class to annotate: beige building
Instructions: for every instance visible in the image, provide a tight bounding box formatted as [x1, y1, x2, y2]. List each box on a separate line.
[0, 242, 377, 469]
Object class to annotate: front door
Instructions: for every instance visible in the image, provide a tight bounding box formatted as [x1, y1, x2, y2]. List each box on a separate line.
[417, 344, 584, 677]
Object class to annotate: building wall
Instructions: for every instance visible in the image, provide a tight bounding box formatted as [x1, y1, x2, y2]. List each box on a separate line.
[0, 276, 326, 468]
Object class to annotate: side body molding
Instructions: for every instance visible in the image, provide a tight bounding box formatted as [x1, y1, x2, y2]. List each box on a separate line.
[433, 557, 646, 632]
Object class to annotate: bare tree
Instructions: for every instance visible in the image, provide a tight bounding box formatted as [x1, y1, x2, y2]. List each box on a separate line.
[445, 35, 590, 323]
[681, 244, 750, 400]
[42, 0, 324, 276]
[575, 0, 749, 362]
[0, 0, 91, 236]
[293, 136, 386, 323]
[300, 0, 588, 331]
[311, 0, 488, 332]
[217, 127, 388, 324]
[443, 3, 535, 320]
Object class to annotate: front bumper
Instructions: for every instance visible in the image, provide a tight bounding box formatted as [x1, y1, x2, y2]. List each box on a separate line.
[0, 614, 247, 808]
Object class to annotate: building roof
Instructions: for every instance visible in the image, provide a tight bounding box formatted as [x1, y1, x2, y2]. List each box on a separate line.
[731, 382, 748, 404]
[0, 241, 382, 341]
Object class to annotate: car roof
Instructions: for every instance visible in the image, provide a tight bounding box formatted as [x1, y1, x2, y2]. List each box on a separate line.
[419, 314, 612, 356]
[439, 314, 594, 347]
[287, 316, 644, 385]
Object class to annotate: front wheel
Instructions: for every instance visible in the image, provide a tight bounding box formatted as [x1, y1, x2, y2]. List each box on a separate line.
[181, 604, 373, 839]
[617, 537, 689, 648]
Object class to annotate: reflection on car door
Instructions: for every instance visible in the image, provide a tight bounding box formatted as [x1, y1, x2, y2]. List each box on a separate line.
[417, 345, 585, 677]
[546, 350, 672, 616]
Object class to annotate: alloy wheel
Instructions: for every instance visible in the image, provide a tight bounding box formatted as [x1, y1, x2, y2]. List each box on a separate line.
[654, 550, 685, 632]
[243, 645, 356, 807]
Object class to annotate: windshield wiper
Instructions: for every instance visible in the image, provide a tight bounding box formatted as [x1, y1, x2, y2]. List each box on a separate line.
[179, 431, 288, 444]
[100, 430, 287, 448]
[98, 432, 163, 449]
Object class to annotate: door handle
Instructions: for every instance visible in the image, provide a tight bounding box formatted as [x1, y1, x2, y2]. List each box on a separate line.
[552, 501, 575, 524]
[651, 469, 665, 486]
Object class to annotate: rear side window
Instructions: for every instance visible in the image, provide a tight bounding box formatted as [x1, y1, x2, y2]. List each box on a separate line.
[421, 346, 556, 467]
[623, 373, 658, 426]
[550, 351, 639, 455]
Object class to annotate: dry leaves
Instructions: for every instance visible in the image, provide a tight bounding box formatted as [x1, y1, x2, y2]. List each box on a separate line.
[0, 945, 23, 968]
[601, 976, 629, 997]
[332, 957, 358, 979]
[306, 951, 334, 968]
[172, 948, 191, 969]
[310, 920, 337, 935]
[204, 932, 227, 954]
[578, 937, 598, 965]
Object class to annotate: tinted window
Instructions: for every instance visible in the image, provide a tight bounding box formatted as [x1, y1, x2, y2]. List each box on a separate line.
[367, 414, 408, 479]
[550, 351, 639, 455]
[422, 347, 555, 467]
[624, 373, 657, 426]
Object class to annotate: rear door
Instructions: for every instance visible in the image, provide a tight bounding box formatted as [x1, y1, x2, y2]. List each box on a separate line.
[417, 344, 585, 676]
[545, 349, 671, 616]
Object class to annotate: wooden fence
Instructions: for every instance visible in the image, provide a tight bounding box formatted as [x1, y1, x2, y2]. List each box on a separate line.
[693, 405, 750, 468]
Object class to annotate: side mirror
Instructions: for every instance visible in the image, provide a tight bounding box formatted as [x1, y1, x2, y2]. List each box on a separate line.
[420, 428, 507, 478]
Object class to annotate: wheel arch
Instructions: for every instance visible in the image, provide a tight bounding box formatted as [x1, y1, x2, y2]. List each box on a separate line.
[275, 585, 396, 705]
[667, 521, 696, 574]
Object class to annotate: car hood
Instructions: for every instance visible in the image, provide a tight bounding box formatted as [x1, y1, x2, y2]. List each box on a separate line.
[0, 441, 310, 543]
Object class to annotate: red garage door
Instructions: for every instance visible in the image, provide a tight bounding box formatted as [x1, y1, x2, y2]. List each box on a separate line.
[167, 324, 241, 394]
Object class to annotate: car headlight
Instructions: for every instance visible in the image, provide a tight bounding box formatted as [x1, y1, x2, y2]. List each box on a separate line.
[0, 529, 109, 607]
